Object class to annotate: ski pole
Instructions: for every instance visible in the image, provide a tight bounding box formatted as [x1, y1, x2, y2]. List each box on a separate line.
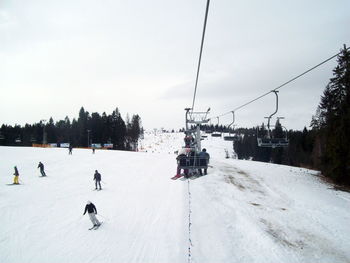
[96, 213, 108, 220]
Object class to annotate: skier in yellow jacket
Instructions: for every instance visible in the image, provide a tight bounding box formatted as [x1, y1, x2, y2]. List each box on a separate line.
[13, 166, 19, 184]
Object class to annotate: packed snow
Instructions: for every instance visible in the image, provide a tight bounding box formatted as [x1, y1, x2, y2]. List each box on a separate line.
[1, 131, 350, 263]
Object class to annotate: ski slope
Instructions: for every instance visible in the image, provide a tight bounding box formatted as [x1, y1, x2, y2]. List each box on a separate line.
[1, 132, 350, 263]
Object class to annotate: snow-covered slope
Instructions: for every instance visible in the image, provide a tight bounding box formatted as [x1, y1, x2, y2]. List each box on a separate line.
[1, 132, 349, 263]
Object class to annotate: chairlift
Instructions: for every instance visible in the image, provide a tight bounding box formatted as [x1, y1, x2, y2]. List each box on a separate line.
[184, 107, 210, 152]
[177, 149, 209, 170]
[204, 119, 213, 133]
[223, 111, 240, 141]
[257, 91, 289, 148]
[211, 117, 222, 137]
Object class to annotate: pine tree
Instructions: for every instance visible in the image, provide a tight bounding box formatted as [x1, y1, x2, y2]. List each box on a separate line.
[312, 45, 350, 185]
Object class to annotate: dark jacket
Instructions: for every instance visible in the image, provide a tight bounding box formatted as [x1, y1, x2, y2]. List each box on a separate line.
[84, 203, 97, 214]
[14, 167, 19, 176]
[38, 162, 44, 170]
[94, 172, 101, 181]
[198, 151, 210, 165]
[176, 154, 187, 166]
[199, 151, 210, 160]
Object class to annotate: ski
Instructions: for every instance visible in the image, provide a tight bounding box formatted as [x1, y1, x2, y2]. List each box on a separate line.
[94, 222, 103, 229]
[171, 174, 183, 180]
[89, 222, 103, 230]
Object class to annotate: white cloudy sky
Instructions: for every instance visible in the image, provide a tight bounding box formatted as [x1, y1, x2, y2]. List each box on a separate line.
[0, 0, 349, 130]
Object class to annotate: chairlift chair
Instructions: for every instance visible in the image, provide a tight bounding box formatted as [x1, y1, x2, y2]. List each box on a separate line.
[177, 152, 209, 170]
[223, 111, 240, 141]
[211, 117, 222, 137]
[223, 134, 239, 141]
[257, 91, 289, 148]
[257, 124, 289, 148]
[179, 108, 210, 171]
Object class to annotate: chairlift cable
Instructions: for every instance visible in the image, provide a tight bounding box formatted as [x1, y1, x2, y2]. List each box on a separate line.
[212, 46, 350, 120]
[190, 0, 210, 115]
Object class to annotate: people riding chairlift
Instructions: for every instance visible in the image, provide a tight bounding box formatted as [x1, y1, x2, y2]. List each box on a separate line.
[198, 148, 210, 176]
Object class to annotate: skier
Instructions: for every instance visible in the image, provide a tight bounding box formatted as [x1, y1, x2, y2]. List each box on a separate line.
[94, 170, 102, 190]
[68, 145, 73, 155]
[37, 162, 46, 176]
[198, 148, 210, 176]
[83, 201, 101, 228]
[13, 166, 19, 184]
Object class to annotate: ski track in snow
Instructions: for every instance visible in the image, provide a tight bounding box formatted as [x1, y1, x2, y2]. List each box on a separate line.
[0, 132, 350, 263]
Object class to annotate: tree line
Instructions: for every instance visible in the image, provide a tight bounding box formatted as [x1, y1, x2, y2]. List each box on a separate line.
[202, 45, 350, 186]
[0, 107, 143, 151]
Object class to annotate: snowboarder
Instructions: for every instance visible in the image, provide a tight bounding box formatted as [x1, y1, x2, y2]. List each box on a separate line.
[37, 162, 46, 176]
[13, 166, 19, 184]
[68, 145, 73, 155]
[198, 148, 210, 176]
[83, 201, 101, 228]
[94, 170, 102, 190]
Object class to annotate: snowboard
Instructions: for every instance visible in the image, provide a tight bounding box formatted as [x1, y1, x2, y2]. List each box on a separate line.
[6, 183, 22, 185]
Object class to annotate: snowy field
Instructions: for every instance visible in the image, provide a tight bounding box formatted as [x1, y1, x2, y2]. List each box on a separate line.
[1, 132, 350, 263]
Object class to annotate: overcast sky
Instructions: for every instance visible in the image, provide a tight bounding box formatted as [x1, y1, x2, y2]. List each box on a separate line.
[0, 0, 349, 131]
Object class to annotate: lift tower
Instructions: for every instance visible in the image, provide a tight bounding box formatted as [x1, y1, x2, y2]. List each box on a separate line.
[184, 108, 210, 152]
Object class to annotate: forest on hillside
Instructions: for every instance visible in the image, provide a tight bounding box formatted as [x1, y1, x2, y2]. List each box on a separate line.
[0, 107, 143, 151]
